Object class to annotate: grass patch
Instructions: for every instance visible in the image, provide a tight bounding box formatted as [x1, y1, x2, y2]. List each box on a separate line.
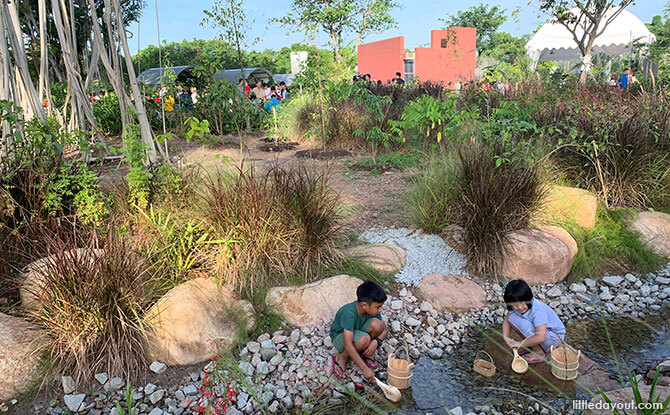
[357, 148, 423, 169]
[560, 207, 662, 281]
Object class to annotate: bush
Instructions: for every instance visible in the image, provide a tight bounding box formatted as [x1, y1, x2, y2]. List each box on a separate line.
[200, 164, 343, 298]
[25, 227, 157, 382]
[92, 93, 123, 136]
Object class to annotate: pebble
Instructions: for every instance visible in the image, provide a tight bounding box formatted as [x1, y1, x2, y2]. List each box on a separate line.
[406, 316, 421, 327]
[94, 373, 108, 385]
[61, 376, 76, 394]
[603, 275, 624, 287]
[63, 394, 85, 412]
[150, 361, 167, 374]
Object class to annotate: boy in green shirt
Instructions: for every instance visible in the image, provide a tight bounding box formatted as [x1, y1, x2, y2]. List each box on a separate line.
[330, 280, 388, 382]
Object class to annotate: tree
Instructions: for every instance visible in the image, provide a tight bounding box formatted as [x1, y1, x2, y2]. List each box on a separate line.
[539, 0, 634, 84]
[648, 2, 670, 85]
[440, 4, 507, 54]
[484, 32, 529, 63]
[272, 0, 400, 63]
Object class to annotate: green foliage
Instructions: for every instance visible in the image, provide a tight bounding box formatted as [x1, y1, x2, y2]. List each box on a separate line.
[389, 94, 466, 145]
[559, 208, 661, 281]
[122, 125, 152, 210]
[598, 362, 670, 415]
[649, 4, 670, 86]
[440, 3, 507, 53]
[183, 117, 211, 142]
[115, 383, 140, 415]
[202, 0, 258, 73]
[92, 93, 123, 136]
[357, 148, 423, 169]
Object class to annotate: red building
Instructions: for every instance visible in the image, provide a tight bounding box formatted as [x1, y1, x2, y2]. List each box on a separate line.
[357, 28, 477, 87]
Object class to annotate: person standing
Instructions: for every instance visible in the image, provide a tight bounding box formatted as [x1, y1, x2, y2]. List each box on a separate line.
[190, 86, 199, 104]
[279, 81, 289, 100]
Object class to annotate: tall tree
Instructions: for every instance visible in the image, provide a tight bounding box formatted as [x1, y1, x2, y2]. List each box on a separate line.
[439, 4, 507, 54]
[648, 2, 670, 85]
[272, 0, 400, 62]
[539, 0, 634, 84]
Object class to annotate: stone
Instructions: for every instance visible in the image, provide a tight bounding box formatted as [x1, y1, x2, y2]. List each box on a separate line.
[391, 321, 401, 332]
[614, 294, 630, 304]
[0, 313, 47, 401]
[629, 211, 670, 258]
[148, 408, 163, 415]
[64, 394, 86, 412]
[427, 348, 443, 360]
[144, 278, 255, 366]
[602, 276, 624, 287]
[145, 383, 157, 395]
[343, 243, 406, 273]
[61, 376, 76, 394]
[538, 186, 597, 229]
[657, 276, 670, 285]
[106, 377, 124, 391]
[417, 274, 487, 312]
[405, 317, 421, 327]
[247, 341, 260, 354]
[239, 361, 254, 377]
[501, 228, 573, 285]
[94, 373, 108, 386]
[585, 385, 670, 415]
[390, 300, 403, 310]
[183, 385, 198, 396]
[547, 286, 563, 298]
[266, 275, 362, 327]
[149, 361, 167, 374]
[149, 390, 165, 404]
[569, 283, 587, 294]
[20, 249, 105, 311]
[538, 225, 578, 261]
[442, 224, 467, 254]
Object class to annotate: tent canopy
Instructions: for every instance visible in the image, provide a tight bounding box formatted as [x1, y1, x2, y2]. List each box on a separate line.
[272, 74, 296, 86]
[526, 8, 656, 63]
[213, 68, 273, 85]
[137, 66, 195, 85]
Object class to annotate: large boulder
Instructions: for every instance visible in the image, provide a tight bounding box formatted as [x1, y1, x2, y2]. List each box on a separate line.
[539, 186, 598, 229]
[266, 275, 362, 327]
[417, 274, 487, 312]
[586, 385, 670, 415]
[501, 228, 573, 285]
[20, 249, 104, 311]
[0, 313, 47, 401]
[344, 244, 406, 273]
[538, 225, 578, 261]
[629, 211, 670, 258]
[143, 278, 255, 366]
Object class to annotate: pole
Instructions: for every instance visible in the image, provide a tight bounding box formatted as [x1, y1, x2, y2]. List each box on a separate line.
[155, 0, 168, 161]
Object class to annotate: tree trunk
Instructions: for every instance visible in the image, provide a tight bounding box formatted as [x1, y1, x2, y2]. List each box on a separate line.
[579, 36, 596, 84]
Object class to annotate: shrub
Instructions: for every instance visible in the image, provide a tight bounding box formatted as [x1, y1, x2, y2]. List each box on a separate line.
[25, 227, 156, 382]
[200, 164, 343, 297]
[92, 93, 123, 136]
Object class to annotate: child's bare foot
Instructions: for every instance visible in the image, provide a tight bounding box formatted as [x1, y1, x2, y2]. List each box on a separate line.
[332, 355, 348, 379]
[523, 351, 547, 364]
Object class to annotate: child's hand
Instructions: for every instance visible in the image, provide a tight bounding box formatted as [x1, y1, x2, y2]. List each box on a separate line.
[363, 367, 375, 383]
[362, 340, 378, 357]
[505, 337, 521, 349]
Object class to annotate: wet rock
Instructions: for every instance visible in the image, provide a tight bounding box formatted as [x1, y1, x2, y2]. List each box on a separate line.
[418, 274, 487, 312]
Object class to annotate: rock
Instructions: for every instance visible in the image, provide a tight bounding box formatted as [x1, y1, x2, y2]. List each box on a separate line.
[547, 286, 563, 297]
[266, 275, 362, 327]
[442, 225, 466, 254]
[569, 283, 587, 294]
[105, 377, 124, 391]
[145, 383, 157, 395]
[629, 211, 670, 258]
[0, 313, 47, 401]
[148, 408, 163, 415]
[246, 341, 260, 354]
[417, 274, 487, 312]
[538, 226, 578, 260]
[405, 317, 421, 327]
[61, 376, 76, 394]
[144, 278, 255, 366]
[343, 243, 406, 273]
[239, 361, 254, 377]
[391, 321, 401, 332]
[183, 385, 198, 396]
[539, 186, 597, 229]
[501, 228, 573, 285]
[149, 390, 165, 404]
[149, 361, 167, 374]
[602, 276, 624, 287]
[390, 300, 403, 310]
[94, 373, 108, 385]
[427, 348, 443, 360]
[64, 393, 86, 412]
[20, 248, 105, 311]
[585, 385, 670, 415]
[614, 293, 630, 304]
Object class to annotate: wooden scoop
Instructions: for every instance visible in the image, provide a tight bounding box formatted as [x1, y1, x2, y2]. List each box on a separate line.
[512, 348, 528, 374]
[375, 377, 402, 402]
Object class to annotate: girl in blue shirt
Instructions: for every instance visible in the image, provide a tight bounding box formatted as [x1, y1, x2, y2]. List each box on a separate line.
[502, 279, 566, 364]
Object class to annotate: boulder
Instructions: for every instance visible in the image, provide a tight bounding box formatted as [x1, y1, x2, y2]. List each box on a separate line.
[538, 225, 578, 260]
[586, 385, 670, 415]
[0, 313, 47, 401]
[344, 244, 406, 273]
[629, 211, 670, 258]
[143, 278, 255, 366]
[20, 249, 104, 311]
[441, 225, 466, 254]
[417, 274, 487, 312]
[266, 275, 362, 327]
[501, 228, 573, 285]
[539, 186, 598, 229]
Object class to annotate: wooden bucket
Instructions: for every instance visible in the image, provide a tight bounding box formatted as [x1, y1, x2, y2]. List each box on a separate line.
[473, 351, 496, 378]
[387, 346, 414, 390]
[550, 343, 581, 381]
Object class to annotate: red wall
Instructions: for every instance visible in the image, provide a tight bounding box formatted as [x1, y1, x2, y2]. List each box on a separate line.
[414, 28, 477, 87]
[357, 36, 405, 82]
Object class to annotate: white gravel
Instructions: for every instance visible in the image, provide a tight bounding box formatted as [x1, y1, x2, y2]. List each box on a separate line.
[359, 227, 466, 286]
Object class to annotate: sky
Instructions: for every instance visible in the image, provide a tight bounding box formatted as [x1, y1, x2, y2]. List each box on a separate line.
[129, 1, 665, 54]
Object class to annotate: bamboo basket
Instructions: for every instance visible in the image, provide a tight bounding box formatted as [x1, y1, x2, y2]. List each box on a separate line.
[387, 345, 414, 390]
[473, 350, 496, 378]
[550, 343, 581, 381]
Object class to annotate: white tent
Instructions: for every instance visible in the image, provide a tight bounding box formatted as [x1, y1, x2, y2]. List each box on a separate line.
[526, 8, 656, 64]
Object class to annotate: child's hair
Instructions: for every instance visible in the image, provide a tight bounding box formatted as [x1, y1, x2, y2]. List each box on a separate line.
[503, 279, 533, 310]
[356, 280, 387, 304]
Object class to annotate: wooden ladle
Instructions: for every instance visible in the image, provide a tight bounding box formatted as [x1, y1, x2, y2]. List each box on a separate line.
[375, 377, 402, 402]
[512, 348, 529, 374]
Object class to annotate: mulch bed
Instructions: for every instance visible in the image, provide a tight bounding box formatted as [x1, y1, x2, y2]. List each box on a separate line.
[348, 162, 399, 173]
[258, 138, 299, 152]
[294, 149, 351, 160]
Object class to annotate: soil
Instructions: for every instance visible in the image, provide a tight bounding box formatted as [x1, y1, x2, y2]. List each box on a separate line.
[294, 149, 352, 160]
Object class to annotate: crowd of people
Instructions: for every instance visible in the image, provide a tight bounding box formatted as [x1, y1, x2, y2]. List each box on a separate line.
[353, 71, 406, 86]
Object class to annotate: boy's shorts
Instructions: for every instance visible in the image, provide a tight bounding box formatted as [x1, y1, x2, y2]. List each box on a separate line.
[331, 318, 374, 353]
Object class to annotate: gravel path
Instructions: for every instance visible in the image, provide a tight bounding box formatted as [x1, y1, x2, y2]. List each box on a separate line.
[359, 227, 466, 286]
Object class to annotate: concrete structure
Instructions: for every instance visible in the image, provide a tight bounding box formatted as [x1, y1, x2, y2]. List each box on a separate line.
[357, 28, 477, 87]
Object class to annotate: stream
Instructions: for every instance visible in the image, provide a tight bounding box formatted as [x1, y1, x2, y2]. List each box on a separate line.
[394, 307, 670, 415]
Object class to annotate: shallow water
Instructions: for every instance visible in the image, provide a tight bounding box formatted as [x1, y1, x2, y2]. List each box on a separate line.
[398, 307, 670, 415]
